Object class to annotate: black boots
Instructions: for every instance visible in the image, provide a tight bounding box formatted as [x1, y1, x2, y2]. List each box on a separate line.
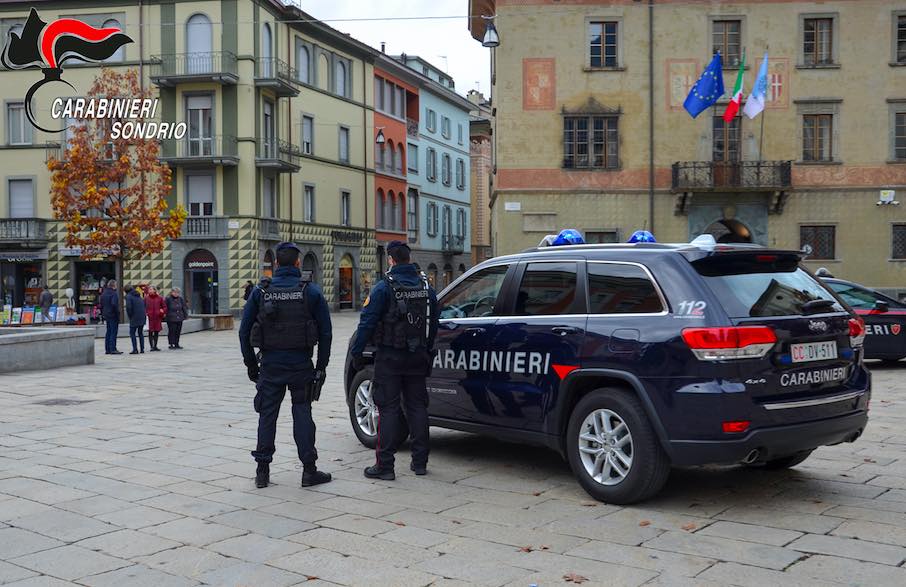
[364, 465, 396, 480]
[255, 463, 269, 488]
[301, 468, 332, 487]
[410, 462, 427, 476]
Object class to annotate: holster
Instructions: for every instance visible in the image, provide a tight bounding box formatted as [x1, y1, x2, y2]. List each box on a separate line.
[304, 372, 325, 402]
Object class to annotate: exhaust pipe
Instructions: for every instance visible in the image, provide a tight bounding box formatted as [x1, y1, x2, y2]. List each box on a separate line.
[742, 449, 760, 464]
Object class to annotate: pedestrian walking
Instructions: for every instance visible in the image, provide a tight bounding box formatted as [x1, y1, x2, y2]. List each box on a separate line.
[99, 280, 122, 355]
[144, 285, 165, 351]
[243, 280, 254, 301]
[239, 242, 333, 489]
[165, 287, 188, 349]
[351, 241, 438, 480]
[38, 285, 53, 323]
[124, 285, 146, 354]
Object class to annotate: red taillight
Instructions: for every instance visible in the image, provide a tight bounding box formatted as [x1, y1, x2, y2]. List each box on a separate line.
[849, 317, 866, 347]
[682, 326, 777, 360]
[722, 420, 750, 434]
[755, 255, 778, 263]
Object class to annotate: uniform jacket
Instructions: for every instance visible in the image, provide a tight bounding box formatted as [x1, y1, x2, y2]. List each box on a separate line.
[350, 263, 438, 356]
[165, 295, 188, 322]
[239, 265, 333, 371]
[144, 293, 166, 332]
[125, 290, 147, 328]
[99, 287, 119, 322]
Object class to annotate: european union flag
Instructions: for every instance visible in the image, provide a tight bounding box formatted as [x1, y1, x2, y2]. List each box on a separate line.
[683, 53, 725, 118]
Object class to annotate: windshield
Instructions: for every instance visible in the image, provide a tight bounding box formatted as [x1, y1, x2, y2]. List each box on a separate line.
[694, 255, 845, 318]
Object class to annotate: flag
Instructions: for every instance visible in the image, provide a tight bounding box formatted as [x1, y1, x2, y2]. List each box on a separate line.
[722, 51, 746, 122]
[744, 52, 769, 119]
[683, 53, 724, 118]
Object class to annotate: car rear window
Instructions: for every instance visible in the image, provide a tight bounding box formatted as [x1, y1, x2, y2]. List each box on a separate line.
[587, 262, 664, 314]
[693, 254, 845, 318]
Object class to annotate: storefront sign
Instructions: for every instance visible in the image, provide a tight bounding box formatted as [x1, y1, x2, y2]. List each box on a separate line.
[331, 230, 363, 245]
[187, 261, 215, 269]
[184, 249, 218, 271]
[59, 246, 118, 257]
[0, 250, 48, 262]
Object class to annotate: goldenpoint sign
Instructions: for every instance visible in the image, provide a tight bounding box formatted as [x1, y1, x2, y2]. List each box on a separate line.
[52, 98, 187, 140]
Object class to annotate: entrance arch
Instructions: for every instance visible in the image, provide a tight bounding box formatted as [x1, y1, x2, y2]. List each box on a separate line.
[703, 218, 753, 243]
[338, 254, 355, 309]
[184, 248, 218, 314]
[302, 252, 318, 283]
[262, 249, 274, 278]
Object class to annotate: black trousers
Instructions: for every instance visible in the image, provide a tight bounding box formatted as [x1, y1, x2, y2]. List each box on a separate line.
[148, 331, 160, 349]
[251, 365, 318, 466]
[167, 321, 183, 346]
[373, 349, 430, 470]
[129, 326, 144, 352]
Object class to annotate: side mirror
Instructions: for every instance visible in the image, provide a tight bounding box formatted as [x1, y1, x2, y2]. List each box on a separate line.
[874, 300, 890, 313]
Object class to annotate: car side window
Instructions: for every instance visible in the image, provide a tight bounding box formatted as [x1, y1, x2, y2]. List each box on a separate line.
[439, 265, 509, 319]
[828, 283, 875, 310]
[588, 262, 664, 314]
[515, 262, 579, 315]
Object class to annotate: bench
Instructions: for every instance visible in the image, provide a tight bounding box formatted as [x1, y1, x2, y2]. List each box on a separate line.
[191, 314, 234, 331]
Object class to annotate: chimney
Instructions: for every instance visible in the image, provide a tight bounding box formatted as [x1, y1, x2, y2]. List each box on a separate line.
[380, 42, 386, 53]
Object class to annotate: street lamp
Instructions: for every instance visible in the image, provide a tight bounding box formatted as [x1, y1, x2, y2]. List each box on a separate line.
[375, 128, 386, 144]
[481, 15, 500, 48]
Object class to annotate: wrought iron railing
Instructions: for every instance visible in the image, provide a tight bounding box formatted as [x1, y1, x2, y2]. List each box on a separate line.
[179, 216, 230, 240]
[0, 219, 47, 242]
[160, 135, 238, 161]
[149, 51, 238, 81]
[407, 118, 419, 138]
[442, 234, 465, 255]
[257, 57, 296, 82]
[672, 161, 792, 191]
[256, 138, 301, 169]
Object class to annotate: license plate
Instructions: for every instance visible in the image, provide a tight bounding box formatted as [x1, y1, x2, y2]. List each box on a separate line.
[791, 341, 838, 363]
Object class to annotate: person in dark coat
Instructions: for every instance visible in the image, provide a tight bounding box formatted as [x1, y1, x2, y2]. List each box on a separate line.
[351, 241, 438, 480]
[39, 285, 53, 323]
[124, 285, 146, 354]
[165, 287, 188, 349]
[144, 285, 166, 351]
[99, 280, 121, 355]
[243, 280, 254, 301]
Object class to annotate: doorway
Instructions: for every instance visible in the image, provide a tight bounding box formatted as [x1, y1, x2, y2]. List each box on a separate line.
[184, 249, 218, 314]
[703, 218, 753, 243]
[338, 254, 354, 310]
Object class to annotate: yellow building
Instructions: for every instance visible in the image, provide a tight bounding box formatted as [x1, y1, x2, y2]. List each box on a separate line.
[0, 0, 378, 313]
[470, 0, 906, 296]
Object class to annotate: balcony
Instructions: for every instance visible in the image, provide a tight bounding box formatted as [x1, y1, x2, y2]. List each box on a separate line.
[671, 161, 792, 193]
[0, 219, 47, 246]
[255, 138, 301, 172]
[259, 218, 280, 241]
[178, 216, 230, 240]
[406, 118, 419, 138]
[442, 234, 465, 255]
[255, 57, 299, 97]
[149, 51, 239, 86]
[160, 136, 239, 167]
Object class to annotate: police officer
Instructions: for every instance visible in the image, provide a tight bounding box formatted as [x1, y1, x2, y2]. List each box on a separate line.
[351, 241, 438, 480]
[239, 242, 332, 489]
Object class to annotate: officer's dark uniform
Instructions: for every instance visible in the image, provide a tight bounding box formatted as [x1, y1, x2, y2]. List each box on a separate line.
[351, 243, 438, 478]
[239, 243, 332, 488]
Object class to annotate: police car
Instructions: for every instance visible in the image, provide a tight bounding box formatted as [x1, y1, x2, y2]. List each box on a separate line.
[345, 233, 870, 504]
[818, 273, 906, 363]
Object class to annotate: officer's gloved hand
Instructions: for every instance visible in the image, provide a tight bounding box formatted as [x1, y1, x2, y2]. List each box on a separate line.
[352, 354, 366, 371]
[246, 363, 260, 383]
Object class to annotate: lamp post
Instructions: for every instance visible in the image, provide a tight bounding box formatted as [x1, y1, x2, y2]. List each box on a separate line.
[481, 15, 500, 48]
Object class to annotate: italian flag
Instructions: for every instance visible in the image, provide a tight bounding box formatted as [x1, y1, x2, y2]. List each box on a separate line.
[722, 51, 746, 122]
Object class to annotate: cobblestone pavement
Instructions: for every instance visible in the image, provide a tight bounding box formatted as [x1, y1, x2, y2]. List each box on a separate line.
[2, 313, 906, 586]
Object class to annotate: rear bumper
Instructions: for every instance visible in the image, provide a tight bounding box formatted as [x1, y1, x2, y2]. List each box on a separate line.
[668, 410, 868, 466]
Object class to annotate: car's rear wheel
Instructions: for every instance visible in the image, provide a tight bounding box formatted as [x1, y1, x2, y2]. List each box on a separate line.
[566, 388, 670, 504]
[757, 449, 813, 470]
[349, 369, 378, 448]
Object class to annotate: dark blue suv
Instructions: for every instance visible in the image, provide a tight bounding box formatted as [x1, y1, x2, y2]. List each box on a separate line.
[345, 242, 870, 504]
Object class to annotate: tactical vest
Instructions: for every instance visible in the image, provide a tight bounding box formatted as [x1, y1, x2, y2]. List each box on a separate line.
[249, 278, 319, 351]
[373, 272, 431, 353]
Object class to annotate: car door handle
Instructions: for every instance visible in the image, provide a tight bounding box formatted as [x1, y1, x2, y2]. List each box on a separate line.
[464, 327, 486, 335]
[552, 326, 581, 336]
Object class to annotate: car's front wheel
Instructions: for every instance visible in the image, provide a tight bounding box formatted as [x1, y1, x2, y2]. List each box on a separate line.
[349, 369, 378, 448]
[566, 388, 670, 504]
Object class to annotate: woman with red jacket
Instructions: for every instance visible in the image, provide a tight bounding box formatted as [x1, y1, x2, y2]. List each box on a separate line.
[144, 285, 166, 351]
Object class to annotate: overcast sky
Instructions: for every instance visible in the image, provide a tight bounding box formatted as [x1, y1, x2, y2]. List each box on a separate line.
[300, 1, 491, 98]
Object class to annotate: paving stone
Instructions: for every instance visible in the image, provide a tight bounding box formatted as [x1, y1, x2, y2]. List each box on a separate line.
[318, 513, 399, 536]
[136, 546, 236, 578]
[380, 525, 451, 548]
[207, 533, 308, 563]
[449, 520, 589, 553]
[136, 494, 239, 519]
[698, 562, 828, 587]
[642, 531, 804, 570]
[0, 527, 65, 559]
[545, 516, 663, 546]
[601, 507, 715, 532]
[696, 520, 803, 546]
[271, 547, 439, 587]
[0, 478, 95, 505]
[10, 545, 129, 581]
[286, 527, 437, 566]
[77, 529, 182, 558]
[9, 509, 117, 542]
[832, 519, 906, 547]
[412, 553, 534, 586]
[788, 533, 906, 565]
[79, 564, 199, 587]
[786, 554, 906, 586]
[56, 495, 132, 517]
[316, 495, 406, 518]
[197, 561, 304, 587]
[143, 517, 247, 546]
[94, 505, 184, 529]
[208, 509, 316, 539]
[716, 505, 844, 534]
[565, 540, 716, 577]
[257, 502, 340, 523]
[1, 577, 80, 587]
[379, 509, 469, 533]
[0, 560, 38, 584]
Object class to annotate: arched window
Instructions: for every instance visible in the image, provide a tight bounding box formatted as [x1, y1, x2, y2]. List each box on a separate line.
[388, 191, 397, 230]
[103, 19, 124, 62]
[335, 60, 347, 96]
[395, 144, 403, 175]
[426, 264, 438, 288]
[377, 189, 386, 228]
[395, 194, 404, 231]
[319, 53, 330, 89]
[456, 208, 466, 237]
[297, 45, 310, 83]
[186, 14, 212, 73]
[302, 252, 318, 282]
[379, 143, 386, 170]
[261, 23, 273, 77]
[386, 141, 395, 173]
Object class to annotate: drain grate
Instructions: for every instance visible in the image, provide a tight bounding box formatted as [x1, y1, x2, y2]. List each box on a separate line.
[32, 398, 96, 406]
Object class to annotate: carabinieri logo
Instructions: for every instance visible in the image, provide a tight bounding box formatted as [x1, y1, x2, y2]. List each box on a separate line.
[0, 8, 133, 133]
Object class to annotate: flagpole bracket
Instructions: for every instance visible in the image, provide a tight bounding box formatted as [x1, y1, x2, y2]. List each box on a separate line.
[674, 192, 693, 215]
[769, 190, 789, 215]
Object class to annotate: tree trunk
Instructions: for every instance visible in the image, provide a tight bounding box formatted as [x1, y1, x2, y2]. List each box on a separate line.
[116, 255, 125, 323]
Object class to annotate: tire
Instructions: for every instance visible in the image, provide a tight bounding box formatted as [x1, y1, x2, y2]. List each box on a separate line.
[566, 387, 671, 505]
[880, 358, 904, 365]
[347, 369, 409, 449]
[759, 450, 813, 470]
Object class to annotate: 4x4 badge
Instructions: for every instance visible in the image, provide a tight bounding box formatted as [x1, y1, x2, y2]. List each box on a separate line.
[808, 320, 828, 333]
